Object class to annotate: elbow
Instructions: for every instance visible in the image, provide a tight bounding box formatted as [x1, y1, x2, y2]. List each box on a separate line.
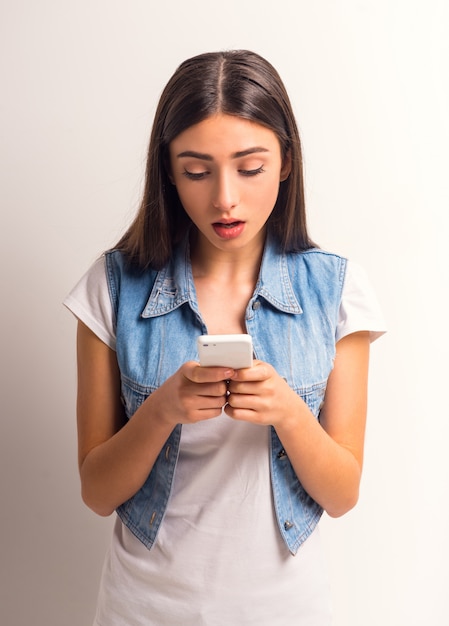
[79, 457, 117, 517]
[80, 484, 116, 518]
[325, 458, 363, 518]
[325, 488, 359, 518]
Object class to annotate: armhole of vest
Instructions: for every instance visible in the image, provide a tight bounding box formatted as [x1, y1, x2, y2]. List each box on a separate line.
[339, 256, 348, 302]
[104, 251, 119, 323]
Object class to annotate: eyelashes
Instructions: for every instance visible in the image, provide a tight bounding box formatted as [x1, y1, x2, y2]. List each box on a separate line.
[240, 165, 265, 177]
[182, 166, 265, 180]
[182, 170, 207, 181]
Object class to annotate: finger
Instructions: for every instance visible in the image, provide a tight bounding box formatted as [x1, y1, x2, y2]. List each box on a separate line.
[229, 361, 270, 382]
[198, 381, 229, 398]
[181, 389, 228, 420]
[185, 404, 227, 423]
[184, 362, 235, 384]
[227, 380, 259, 395]
[226, 391, 261, 410]
[223, 404, 258, 422]
[180, 378, 228, 402]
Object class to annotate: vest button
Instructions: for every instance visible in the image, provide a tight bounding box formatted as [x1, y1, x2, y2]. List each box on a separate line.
[252, 300, 261, 310]
[284, 520, 294, 531]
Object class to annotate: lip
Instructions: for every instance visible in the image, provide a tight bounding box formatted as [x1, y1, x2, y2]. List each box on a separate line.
[212, 220, 245, 240]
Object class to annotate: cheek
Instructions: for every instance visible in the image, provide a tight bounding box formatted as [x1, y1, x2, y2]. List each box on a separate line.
[175, 189, 211, 226]
[251, 178, 281, 209]
[175, 184, 203, 211]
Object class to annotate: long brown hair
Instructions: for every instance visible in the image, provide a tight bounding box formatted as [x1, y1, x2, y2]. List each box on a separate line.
[115, 50, 314, 269]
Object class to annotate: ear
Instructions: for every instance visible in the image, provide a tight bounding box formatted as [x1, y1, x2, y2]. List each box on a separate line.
[280, 150, 292, 182]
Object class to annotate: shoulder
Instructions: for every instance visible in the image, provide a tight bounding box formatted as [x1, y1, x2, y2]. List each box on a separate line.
[65, 255, 108, 302]
[104, 249, 159, 293]
[286, 247, 347, 269]
[285, 247, 348, 293]
[63, 255, 116, 350]
[295, 247, 347, 265]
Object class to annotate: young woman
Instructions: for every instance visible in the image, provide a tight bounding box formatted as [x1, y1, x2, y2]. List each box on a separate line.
[65, 50, 386, 625]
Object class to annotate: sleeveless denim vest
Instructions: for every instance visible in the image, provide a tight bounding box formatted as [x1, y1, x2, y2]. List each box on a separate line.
[105, 235, 347, 555]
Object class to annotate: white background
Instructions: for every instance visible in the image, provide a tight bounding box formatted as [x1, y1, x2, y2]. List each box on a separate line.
[1, 1, 448, 624]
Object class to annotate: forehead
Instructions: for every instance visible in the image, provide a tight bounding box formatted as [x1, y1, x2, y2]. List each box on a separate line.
[169, 114, 281, 155]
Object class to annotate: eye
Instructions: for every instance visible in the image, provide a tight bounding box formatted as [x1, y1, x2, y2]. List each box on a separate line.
[182, 169, 209, 181]
[239, 165, 265, 177]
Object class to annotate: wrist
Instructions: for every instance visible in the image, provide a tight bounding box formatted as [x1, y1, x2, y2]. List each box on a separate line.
[137, 390, 177, 434]
[273, 391, 309, 434]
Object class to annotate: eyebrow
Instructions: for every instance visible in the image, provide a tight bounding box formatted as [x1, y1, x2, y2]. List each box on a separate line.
[176, 147, 270, 160]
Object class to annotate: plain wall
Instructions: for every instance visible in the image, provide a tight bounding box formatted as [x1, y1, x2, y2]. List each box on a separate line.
[1, 1, 448, 624]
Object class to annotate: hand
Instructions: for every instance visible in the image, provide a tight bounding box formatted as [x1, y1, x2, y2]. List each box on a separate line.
[224, 361, 301, 427]
[148, 361, 234, 428]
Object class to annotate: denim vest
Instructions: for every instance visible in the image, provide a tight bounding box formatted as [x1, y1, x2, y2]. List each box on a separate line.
[105, 235, 347, 555]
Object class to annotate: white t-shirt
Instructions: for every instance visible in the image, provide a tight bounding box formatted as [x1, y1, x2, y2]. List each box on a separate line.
[65, 256, 386, 626]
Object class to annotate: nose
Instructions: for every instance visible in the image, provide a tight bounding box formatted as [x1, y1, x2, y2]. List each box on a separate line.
[212, 171, 239, 211]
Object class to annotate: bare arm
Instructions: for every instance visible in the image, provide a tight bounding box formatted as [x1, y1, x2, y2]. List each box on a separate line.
[76, 321, 230, 516]
[225, 331, 370, 517]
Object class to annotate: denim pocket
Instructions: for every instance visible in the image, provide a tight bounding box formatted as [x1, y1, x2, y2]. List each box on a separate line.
[295, 380, 327, 418]
[120, 375, 156, 419]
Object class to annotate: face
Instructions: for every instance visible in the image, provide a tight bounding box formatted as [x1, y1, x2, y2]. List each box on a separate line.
[168, 114, 290, 258]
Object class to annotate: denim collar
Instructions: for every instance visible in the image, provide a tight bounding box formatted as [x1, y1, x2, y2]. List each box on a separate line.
[141, 232, 303, 319]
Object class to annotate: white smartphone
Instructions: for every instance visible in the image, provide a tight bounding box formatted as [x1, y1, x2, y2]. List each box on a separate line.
[197, 334, 253, 369]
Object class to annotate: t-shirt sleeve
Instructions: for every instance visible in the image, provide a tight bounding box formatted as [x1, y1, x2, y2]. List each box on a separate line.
[337, 260, 387, 343]
[63, 256, 116, 351]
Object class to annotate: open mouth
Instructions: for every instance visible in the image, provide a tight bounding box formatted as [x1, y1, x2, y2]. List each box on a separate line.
[213, 221, 242, 229]
[212, 221, 245, 239]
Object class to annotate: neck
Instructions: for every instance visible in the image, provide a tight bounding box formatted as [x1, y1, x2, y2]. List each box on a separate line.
[189, 230, 266, 283]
